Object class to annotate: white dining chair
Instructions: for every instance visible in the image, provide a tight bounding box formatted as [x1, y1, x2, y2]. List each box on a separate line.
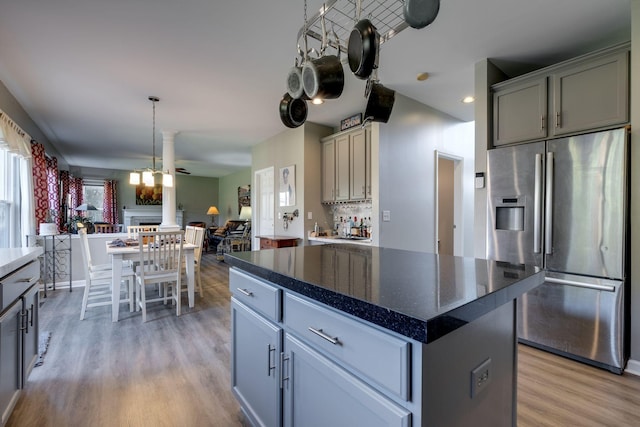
[79, 229, 135, 320]
[184, 225, 206, 296]
[135, 231, 184, 322]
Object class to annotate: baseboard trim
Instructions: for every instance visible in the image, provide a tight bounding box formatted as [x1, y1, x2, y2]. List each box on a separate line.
[625, 359, 640, 376]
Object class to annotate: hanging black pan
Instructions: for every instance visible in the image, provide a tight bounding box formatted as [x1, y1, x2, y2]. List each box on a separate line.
[279, 93, 307, 128]
[403, 0, 441, 29]
[347, 18, 380, 80]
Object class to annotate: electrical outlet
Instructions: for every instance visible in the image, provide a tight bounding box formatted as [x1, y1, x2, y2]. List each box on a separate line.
[470, 358, 492, 398]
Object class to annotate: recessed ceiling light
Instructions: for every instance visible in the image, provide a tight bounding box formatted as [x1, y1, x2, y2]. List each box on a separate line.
[462, 96, 475, 104]
[312, 98, 324, 105]
[416, 72, 429, 81]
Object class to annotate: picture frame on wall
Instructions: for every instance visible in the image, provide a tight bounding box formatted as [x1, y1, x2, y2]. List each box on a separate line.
[238, 185, 251, 214]
[279, 165, 295, 207]
[135, 184, 162, 205]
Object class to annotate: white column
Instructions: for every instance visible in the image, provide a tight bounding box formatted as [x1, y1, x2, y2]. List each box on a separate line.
[160, 130, 179, 231]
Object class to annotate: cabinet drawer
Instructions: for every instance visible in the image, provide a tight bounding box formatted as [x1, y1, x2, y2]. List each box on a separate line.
[1, 260, 39, 312]
[284, 293, 410, 400]
[230, 268, 280, 321]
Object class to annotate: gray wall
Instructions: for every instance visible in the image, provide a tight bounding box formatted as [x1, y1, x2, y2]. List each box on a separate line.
[218, 168, 251, 225]
[0, 79, 67, 168]
[378, 94, 475, 256]
[251, 122, 333, 240]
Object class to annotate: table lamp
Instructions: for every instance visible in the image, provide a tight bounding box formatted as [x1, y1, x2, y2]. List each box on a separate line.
[239, 206, 252, 222]
[207, 206, 219, 226]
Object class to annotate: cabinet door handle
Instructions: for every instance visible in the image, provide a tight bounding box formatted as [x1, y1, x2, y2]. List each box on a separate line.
[308, 327, 340, 345]
[29, 303, 34, 328]
[16, 277, 37, 283]
[280, 352, 290, 389]
[236, 288, 253, 297]
[267, 344, 276, 376]
[541, 115, 544, 130]
[555, 112, 561, 128]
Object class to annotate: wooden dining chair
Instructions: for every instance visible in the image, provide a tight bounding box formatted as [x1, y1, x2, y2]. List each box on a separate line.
[79, 229, 135, 320]
[95, 223, 123, 233]
[135, 231, 184, 322]
[127, 225, 159, 239]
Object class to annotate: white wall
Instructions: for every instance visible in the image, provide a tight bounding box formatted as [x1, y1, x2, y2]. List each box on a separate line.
[378, 94, 475, 256]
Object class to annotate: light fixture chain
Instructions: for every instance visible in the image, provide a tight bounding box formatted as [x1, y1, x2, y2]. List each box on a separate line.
[152, 97, 156, 171]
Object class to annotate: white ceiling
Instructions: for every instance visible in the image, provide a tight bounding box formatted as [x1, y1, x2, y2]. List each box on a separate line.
[0, 0, 631, 178]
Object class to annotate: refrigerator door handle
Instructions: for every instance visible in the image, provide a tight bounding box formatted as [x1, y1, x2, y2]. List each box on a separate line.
[533, 153, 543, 254]
[545, 152, 554, 255]
[546, 277, 616, 292]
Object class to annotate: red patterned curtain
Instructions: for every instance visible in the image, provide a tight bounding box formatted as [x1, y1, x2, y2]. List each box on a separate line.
[70, 177, 83, 212]
[103, 180, 118, 224]
[31, 141, 49, 229]
[46, 156, 60, 229]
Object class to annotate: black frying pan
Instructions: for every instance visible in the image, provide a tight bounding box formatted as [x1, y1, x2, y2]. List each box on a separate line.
[279, 93, 307, 128]
[347, 19, 380, 80]
[404, 0, 440, 29]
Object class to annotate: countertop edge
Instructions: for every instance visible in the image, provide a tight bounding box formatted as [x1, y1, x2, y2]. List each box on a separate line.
[0, 247, 44, 278]
[225, 254, 544, 344]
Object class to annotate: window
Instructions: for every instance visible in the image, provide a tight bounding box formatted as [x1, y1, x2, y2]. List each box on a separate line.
[82, 180, 104, 223]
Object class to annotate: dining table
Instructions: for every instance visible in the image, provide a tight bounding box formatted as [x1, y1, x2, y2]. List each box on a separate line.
[106, 240, 197, 322]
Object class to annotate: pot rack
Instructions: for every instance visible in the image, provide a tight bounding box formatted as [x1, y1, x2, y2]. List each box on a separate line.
[297, 0, 408, 53]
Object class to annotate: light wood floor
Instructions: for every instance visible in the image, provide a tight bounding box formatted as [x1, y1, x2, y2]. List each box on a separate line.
[8, 253, 640, 426]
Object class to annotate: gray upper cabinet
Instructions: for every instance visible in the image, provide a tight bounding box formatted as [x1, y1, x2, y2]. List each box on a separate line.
[551, 50, 629, 136]
[492, 43, 629, 147]
[321, 126, 372, 203]
[493, 77, 548, 146]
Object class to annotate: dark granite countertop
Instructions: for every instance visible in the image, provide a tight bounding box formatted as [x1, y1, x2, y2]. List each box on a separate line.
[225, 244, 543, 344]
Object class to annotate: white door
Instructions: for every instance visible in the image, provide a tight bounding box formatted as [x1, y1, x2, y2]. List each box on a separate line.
[255, 167, 274, 248]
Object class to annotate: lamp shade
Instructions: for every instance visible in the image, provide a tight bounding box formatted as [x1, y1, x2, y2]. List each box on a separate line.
[239, 206, 252, 221]
[129, 172, 141, 185]
[75, 203, 97, 211]
[206, 206, 219, 215]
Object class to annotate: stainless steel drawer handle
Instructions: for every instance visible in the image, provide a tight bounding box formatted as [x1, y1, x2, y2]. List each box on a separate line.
[546, 277, 616, 292]
[308, 327, 340, 345]
[16, 277, 37, 283]
[236, 288, 253, 297]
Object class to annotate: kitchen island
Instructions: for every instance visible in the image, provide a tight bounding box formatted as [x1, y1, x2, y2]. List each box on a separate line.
[225, 244, 543, 427]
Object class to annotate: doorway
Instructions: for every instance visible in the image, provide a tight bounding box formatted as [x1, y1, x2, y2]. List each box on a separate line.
[254, 167, 274, 249]
[435, 151, 463, 256]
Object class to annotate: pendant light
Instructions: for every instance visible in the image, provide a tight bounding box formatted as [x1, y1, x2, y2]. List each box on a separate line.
[129, 96, 174, 187]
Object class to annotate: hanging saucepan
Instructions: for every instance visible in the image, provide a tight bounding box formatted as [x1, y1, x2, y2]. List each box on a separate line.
[279, 93, 307, 128]
[363, 79, 395, 124]
[286, 58, 309, 100]
[403, 0, 441, 29]
[347, 18, 380, 80]
[302, 55, 344, 99]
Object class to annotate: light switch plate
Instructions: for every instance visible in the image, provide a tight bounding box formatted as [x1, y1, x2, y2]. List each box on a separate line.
[308, 211, 312, 219]
[382, 210, 391, 222]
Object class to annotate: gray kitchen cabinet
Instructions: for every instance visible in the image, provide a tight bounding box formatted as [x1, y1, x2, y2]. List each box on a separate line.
[491, 43, 629, 147]
[231, 299, 282, 427]
[282, 333, 411, 427]
[230, 267, 413, 427]
[350, 128, 367, 200]
[321, 126, 371, 203]
[321, 139, 336, 203]
[0, 258, 40, 426]
[493, 77, 547, 146]
[551, 50, 629, 136]
[335, 134, 350, 202]
[0, 300, 21, 426]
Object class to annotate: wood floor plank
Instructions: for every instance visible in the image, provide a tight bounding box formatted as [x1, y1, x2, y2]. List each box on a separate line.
[7, 252, 640, 426]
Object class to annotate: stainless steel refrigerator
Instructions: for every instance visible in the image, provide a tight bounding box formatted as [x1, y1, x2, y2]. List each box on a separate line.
[486, 127, 629, 373]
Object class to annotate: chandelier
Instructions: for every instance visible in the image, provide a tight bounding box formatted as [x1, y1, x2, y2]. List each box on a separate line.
[129, 96, 173, 187]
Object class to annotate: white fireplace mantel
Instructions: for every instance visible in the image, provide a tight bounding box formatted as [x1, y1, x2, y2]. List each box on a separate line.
[123, 208, 183, 228]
